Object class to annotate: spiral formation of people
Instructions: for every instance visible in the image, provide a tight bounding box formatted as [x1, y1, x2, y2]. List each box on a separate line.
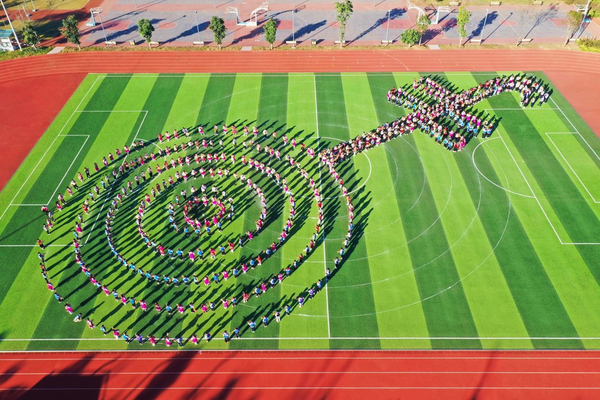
[37, 73, 549, 347]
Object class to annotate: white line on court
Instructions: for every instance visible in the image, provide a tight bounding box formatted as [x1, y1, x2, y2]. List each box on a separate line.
[315, 74, 331, 339]
[545, 132, 599, 204]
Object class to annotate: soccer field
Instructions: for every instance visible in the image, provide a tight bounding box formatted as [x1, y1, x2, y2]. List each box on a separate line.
[0, 72, 599, 351]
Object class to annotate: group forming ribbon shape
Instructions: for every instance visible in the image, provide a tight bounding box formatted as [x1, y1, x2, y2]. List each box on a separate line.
[320, 73, 551, 167]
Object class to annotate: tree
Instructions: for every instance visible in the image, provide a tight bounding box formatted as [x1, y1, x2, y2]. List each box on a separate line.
[565, 10, 583, 45]
[22, 21, 40, 50]
[60, 15, 81, 50]
[334, 0, 353, 48]
[457, 6, 471, 47]
[263, 17, 278, 49]
[416, 14, 430, 46]
[138, 18, 155, 49]
[210, 16, 226, 49]
[401, 28, 420, 47]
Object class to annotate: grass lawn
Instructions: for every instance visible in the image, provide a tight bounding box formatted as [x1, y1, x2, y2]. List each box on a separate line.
[0, 72, 598, 351]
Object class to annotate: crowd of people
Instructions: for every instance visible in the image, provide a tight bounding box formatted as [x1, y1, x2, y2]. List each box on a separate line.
[38, 120, 352, 346]
[320, 73, 549, 166]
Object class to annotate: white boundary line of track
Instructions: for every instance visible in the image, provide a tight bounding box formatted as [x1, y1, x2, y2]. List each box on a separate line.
[0, 386, 596, 391]
[2, 371, 600, 375]
[2, 352, 600, 358]
[46, 135, 90, 206]
[0, 336, 598, 342]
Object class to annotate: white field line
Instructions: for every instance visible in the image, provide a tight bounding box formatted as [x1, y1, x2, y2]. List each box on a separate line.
[545, 133, 600, 204]
[471, 139, 535, 199]
[315, 74, 331, 339]
[0, 76, 101, 223]
[550, 97, 600, 162]
[499, 133, 599, 246]
[46, 135, 90, 206]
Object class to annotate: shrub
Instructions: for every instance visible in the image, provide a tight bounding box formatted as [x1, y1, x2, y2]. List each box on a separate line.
[578, 37, 600, 52]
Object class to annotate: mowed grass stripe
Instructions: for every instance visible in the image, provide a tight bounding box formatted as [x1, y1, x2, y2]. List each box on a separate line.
[356, 72, 430, 349]
[280, 73, 330, 349]
[161, 75, 211, 137]
[368, 73, 431, 349]
[220, 74, 262, 349]
[379, 73, 481, 350]
[229, 74, 289, 349]
[23, 76, 138, 350]
[216, 74, 261, 349]
[195, 74, 237, 130]
[316, 73, 380, 349]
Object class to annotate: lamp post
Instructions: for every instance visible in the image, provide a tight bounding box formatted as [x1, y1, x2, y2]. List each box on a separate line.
[22, 4, 30, 20]
[579, 0, 591, 37]
[92, 8, 107, 43]
[195, 11, 201, 42]
[480, 8, 489, 42]
[385, 9, 390, 43]
[0, 0, 22, 50]
[292, 0, 295, 42]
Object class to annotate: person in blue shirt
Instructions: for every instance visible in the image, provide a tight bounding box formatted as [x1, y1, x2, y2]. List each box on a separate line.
[248, 320, 257, 333]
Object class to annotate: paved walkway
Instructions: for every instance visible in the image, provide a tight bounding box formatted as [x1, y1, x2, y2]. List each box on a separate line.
[3, 0, 599, 47]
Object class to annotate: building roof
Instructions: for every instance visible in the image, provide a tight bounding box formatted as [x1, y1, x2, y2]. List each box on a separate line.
[0, 30, 14, 39]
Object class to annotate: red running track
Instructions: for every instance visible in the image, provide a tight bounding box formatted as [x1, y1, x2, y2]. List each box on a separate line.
[1, 350, 600, 399]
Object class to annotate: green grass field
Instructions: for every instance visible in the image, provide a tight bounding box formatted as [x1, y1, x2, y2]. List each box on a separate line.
[0, 72, 599, 351]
